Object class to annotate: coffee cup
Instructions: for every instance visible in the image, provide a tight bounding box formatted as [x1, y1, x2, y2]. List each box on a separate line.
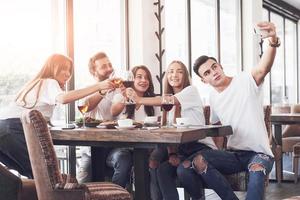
[117, 119, 133, 127]
[144, 116, 158, 124]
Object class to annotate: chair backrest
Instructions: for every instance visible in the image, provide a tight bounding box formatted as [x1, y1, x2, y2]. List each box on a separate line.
[203, 106, 210, 125]
[282, 104, 300, 138]
[21, 110, 63, 200]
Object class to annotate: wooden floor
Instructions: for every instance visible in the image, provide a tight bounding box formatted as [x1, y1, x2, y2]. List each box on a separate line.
[201, 181, 300, 200]
[179, 153, 300, 200]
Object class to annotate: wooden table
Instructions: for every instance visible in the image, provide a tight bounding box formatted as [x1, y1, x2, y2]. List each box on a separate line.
[51, 125, 232, 200]
[271, 113, 300, 183]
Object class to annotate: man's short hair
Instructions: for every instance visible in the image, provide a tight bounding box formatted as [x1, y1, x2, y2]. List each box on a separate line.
[193, 55, 217, 77]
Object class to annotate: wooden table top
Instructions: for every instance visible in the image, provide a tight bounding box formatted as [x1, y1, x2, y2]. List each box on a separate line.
[271, 113, 300, 124]
[50, 125, 232, 145]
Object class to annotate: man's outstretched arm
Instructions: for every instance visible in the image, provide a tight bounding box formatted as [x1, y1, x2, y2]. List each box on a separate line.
[252, 21, 279, 86]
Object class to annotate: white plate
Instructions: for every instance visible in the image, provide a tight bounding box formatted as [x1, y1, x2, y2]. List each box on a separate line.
[115, 125, 136, 130]
[173, 124, 189, 128]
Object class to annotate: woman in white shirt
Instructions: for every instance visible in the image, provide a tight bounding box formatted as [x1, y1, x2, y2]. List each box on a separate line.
[0, 54, 114, 178]
[128, 61, 217, 200]
[106, 65, 159, 188]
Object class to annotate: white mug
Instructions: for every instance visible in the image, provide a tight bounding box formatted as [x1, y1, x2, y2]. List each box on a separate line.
[117, 119, 133, 127]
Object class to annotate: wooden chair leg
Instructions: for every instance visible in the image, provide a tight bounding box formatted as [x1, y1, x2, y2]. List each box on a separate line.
[293, 144, 300, 184]
[293, 155, 298, 183]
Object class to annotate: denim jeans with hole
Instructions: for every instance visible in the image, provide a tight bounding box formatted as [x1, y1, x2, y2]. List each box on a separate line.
[106, 148, 133, 188]
[153, 143, 211, 200]
[178, 149, 274, 200]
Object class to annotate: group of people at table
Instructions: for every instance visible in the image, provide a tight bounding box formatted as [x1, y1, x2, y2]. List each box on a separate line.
[0, 21, 281, 200]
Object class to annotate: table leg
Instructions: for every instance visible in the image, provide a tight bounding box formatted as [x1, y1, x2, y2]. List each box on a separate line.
[274, 124, 282, 183]
[91, 147, 110, 181]
[68, 146, 76, 177]
[133, 148, 151, 200]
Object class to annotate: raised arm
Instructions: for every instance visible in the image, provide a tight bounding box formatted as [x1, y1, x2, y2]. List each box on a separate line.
[126, 88, 180, 106]
[56, 79, 114, 104]
[251, 22, 279, 86]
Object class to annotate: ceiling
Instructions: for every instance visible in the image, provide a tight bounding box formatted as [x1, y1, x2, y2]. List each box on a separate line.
[281, 0, 300, 10]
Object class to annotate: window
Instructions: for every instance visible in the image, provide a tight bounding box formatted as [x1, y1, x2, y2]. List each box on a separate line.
[285, 19, 297, 104]
[191, 0, 217, 103]
[189, 0, 241, 103]
[220, 0, 241, 76]
[73, 0, 126, 118]
[0, 0, 66, 116]
[270, 12, 285, 104]
[165, 0, 188, 65]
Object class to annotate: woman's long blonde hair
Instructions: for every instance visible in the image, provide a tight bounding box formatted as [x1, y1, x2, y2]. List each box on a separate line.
[15, 54, 73, 108]
[162, 61, 191, 124]
[163, 60, 191, 95]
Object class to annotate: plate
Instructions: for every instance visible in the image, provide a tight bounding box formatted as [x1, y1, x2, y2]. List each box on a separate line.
[115, 125, 136, 130]
[75, 122, 101, 128]
[173, 124, 189, 128]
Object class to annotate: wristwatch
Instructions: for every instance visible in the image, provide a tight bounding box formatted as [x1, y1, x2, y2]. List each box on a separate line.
[269, 37, 280, 48]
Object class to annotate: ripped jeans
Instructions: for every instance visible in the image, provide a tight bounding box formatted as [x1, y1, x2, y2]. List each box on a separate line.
[177, 149, 274, 200]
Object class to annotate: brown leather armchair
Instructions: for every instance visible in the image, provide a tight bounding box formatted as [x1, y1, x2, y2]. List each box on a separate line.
[281, 104, 300, 183]
[21, 110, 132, 200]
[0, 164, 37, 200]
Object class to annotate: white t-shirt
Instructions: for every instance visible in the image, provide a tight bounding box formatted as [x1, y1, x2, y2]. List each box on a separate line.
[210, 72, 273, 157]
[112, 93, 160, 121]
[171, 85, 217, 150]
[0, 79, 63, 120]
[86, 90, 119, 121]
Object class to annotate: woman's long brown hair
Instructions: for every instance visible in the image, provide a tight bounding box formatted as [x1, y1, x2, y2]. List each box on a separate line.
[15, 54, 73, 108]
[126, 65, 156, 119]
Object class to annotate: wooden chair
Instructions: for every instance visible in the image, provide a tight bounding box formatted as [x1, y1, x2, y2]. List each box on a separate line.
[21, 110, 132, 200]
[0, 163, 37, 200]
[276, 104, 300, 183]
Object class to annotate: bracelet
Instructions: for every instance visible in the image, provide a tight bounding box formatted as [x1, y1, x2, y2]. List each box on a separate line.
[98, 90, 106, 96]
[268, 37, 280, 48]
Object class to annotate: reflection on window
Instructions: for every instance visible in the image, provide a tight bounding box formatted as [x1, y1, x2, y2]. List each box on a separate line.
[191, 0, 217, 103]
[285, 19, 297, 104]
[220, 0, 241, 76]
[270, 13, 284, 104]
[165, 0, 188, 66]
[0, 0, 66, 115]
[73, 0, 126, 118]
[262, 8, 271, 105]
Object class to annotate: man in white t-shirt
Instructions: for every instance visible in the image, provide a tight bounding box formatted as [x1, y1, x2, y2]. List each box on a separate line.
[179, 22, 279, 200]
[77, 52, 116, 183]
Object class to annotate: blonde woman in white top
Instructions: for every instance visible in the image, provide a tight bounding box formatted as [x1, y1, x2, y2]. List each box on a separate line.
[128, 61, 217, 200]
[0, 54, 114, 178]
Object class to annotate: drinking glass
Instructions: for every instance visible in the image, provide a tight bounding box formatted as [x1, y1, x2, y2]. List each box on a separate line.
[77, 98, 89, 128]
[161, 94, 174, 128]
[121, 70, 134, 88]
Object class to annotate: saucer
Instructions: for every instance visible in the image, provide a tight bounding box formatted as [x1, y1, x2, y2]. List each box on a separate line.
[173, 123, 189, 128]
[115, 125, 136, 130]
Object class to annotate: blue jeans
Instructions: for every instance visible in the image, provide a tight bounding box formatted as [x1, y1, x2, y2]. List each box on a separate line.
[178, 149, 274, 200]
[106, 148, 133, 188]
[0, 118, 33, 178]
[152, 142, 211, 200]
